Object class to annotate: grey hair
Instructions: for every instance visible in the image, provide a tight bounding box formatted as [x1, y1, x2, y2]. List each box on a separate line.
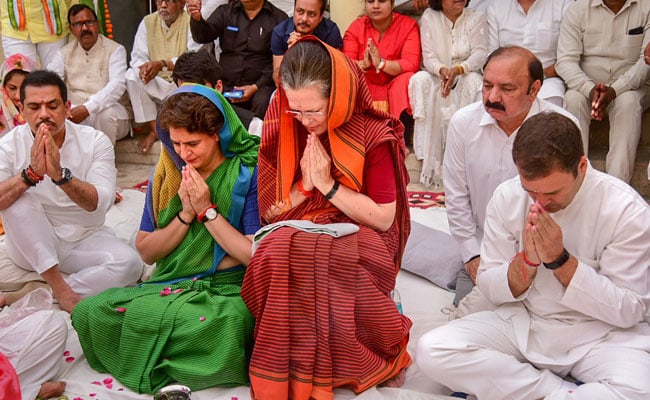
[279, 40, 332, 98]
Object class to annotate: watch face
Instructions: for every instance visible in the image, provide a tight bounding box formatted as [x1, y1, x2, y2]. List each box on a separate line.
[205, 208, 218, 220]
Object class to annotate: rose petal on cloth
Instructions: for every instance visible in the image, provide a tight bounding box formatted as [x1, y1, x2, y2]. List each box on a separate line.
[103, 378, 113, 384]
[192, 277, 198, 281]
[90, 393, 97, 397]
[199, 316, 206, 322]
[118, 388, 124, 391]
[74, 397, 83, 400]
[173, 289, 183, 294]
[106, 383, 113, 389]
[115, 307, 127, 313]
[63, 350, 71, 356]
[91, 381, 102, 385]
[65, 356, 75, 363]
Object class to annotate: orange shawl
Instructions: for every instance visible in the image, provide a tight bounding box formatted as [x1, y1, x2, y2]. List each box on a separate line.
[257, 36, 411, 270]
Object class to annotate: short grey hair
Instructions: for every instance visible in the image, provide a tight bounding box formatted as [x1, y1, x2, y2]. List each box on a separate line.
[280, 41, 332, 98]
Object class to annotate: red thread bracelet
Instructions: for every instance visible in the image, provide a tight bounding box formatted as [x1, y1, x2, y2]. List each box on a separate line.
[521, 251, 540, 267]
[297, 179, 314, 198]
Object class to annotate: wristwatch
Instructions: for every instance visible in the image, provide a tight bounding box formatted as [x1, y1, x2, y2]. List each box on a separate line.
[52, 167, 73, 186]
[199, 206, 218, 223]
[543, 248, 570, 270]
[160, 60, 168, 72]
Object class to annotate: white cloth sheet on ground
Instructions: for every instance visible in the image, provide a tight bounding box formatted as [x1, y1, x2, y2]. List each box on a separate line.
[2, 190, 459, 400]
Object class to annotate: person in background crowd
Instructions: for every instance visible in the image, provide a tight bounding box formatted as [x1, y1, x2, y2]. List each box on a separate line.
[343, 0, 421, 135]
[188, 0, 288, 118]
[408, 0, 487, 187]
[556, 0, 650, 183]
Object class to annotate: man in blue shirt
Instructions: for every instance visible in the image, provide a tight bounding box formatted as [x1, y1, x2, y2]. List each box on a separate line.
[271, 0, 343, 84]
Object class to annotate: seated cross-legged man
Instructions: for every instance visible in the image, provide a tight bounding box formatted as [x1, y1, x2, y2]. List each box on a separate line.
[417, 111, 650, 400]
[0, 71, 142, 313]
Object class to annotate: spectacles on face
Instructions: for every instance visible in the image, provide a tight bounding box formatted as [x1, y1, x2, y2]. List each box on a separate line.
[284, 109, 326, 121]
[156, 0, 182, 5]
[71, 20, 97, 28]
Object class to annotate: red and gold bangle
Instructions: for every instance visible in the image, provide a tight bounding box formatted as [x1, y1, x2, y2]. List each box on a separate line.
[521, 251, 540, 267]
[297, 179, 314, 198]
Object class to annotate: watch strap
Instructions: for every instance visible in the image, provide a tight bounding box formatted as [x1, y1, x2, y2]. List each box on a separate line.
[52, 168, 72, 186]
[198, 205, 217, 223]
[543, 248, 570, 270]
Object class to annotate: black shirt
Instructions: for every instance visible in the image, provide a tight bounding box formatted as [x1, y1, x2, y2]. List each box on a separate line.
[190, 1, 288, 91]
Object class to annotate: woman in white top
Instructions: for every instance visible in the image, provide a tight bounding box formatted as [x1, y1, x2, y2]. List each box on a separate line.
[408, 0, 487, 187]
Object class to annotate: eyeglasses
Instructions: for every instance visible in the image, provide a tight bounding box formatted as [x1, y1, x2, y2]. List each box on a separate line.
[156, 0, 182, 4]
[284, 109, 326, 120]
[70, 20, 97, 28]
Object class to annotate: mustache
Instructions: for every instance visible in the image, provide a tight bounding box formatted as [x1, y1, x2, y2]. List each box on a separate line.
[485, 100, 506, 111]
[36, 120, 56, 129]
[81, 31, 92, 36]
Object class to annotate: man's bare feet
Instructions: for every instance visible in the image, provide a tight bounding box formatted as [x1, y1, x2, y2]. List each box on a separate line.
[137, 131, 159, 154]
[379, 368, 406, 388]
[38, 380, 66, 399]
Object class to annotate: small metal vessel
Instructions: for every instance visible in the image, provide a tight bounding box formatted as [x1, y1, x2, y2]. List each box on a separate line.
[153, 384, 192, 400]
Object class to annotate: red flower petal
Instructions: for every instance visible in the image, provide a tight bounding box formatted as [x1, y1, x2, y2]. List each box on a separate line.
[65, 356, 75, 363]
[89, 393, 97, 397]
[199, 316, 206, 322]
[103, 378, 113, 384]
[106, 383, 113, 389]
[63, 350, 71, 356]
[173, 289, 183, 294]
[115, 307, 126, 313]
[91, 381, 102, 385]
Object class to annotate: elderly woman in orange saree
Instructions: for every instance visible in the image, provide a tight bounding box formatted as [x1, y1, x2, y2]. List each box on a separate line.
[240, 37, 412, 400]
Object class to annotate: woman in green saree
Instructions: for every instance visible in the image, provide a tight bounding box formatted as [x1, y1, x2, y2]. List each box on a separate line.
[71, 84, 260, 393]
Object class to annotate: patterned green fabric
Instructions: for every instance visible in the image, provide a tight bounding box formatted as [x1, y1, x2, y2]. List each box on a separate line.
[72, 269, 254, 392]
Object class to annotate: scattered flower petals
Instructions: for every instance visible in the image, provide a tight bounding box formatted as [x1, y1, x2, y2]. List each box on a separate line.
[65, 356, 75, 363]
[199, 316, 206, 322]
[103, 378, 113, 384]
[74, 397, 83, 400]
[192, 277, 198, 281]
[118, 388, 124, 391]
[91, 381, 102, 385]
[173, 288, 183, 294]
[106, 383, 113, 389]
[115, 307, 127, 313]
[160, 287, 173, 296]
[63, 350, 71, 356]
[89, 393, 97, 397]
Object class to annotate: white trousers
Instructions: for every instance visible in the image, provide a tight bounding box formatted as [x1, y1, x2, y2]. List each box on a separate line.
[125, 67, 177, 123]
[0, 309, 68, 400]
[1, 36, 67, 68]
[416, 311, 650, 400]
[565, 86, 650, 183]
[2, 192, 142, 297]
[80, 103, 131, 145]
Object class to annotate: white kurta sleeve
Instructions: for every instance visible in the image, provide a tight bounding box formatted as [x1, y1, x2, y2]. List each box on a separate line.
[561, 203, 650, 328]
[443, 116, 482, 262]
[130, 20, 150, 69]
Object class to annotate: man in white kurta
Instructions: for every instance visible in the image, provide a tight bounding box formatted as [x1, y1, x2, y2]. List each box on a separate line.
[417, 111, 650, 400]
[126, 0, 201, 153]
[0, 71, 142, 313]
[48, 4, 131, 145]
[443, 46, 577, 307]
[556, 0, 650, 183]
[487, 0, 573, 106]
